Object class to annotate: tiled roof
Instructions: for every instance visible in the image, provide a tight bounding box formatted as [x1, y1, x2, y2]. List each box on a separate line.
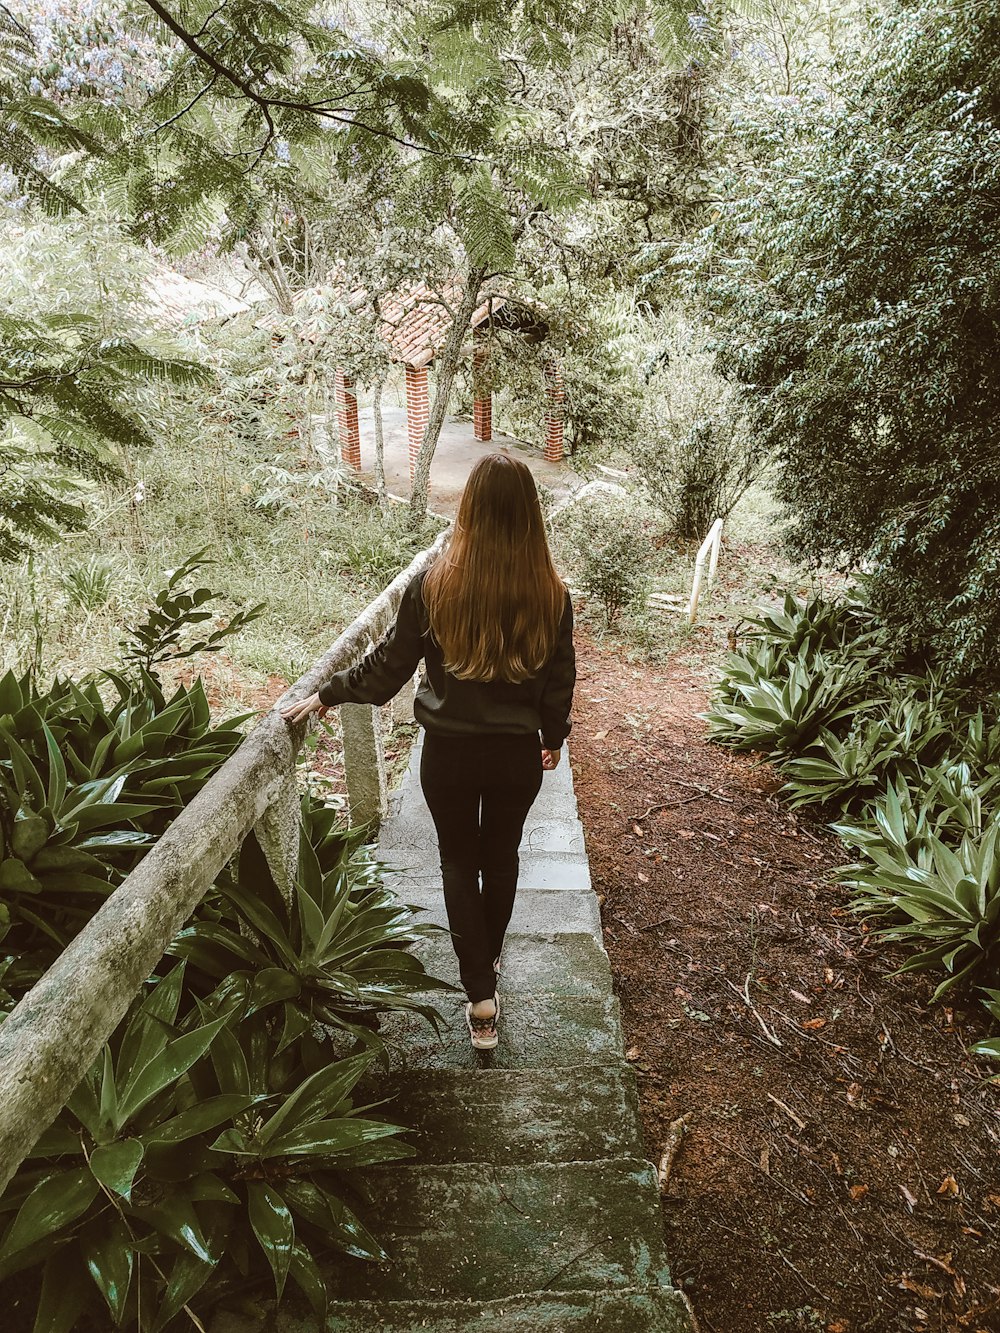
[268, 278, 543, 368]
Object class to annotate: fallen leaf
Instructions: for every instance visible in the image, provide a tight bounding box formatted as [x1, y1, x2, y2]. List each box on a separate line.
[625, 1045, 641, 1061]
[677, 829, 696, 839]
[953, 1113, 970, 1127]
[823, 968, 835, 984]
[846, 1082, 863, 1106]
[849, 1183, 869, 1203]
[899, 1184, 918, 1209]
[937, 1174, 960, 1198]
[637, 872, 649, 884]
[803, 1017, 827, 1030]
[631, 822, 643, 836]
[790, 989, 811, 1005]
[827, 1322, 849, 1333]
[898, 1274, 942, 1301]
[594, 729, 608, 741]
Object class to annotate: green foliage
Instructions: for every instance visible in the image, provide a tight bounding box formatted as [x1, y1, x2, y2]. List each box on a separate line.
[677, 0, 1000, 680]
[834, 805, 1000, 1001]
[706, 585, 1000, 1051]
[0, 573, 453, 1328]
[628, 316, 762, 539]
[557, 489, 654, 626]
[120, 549, 265, 677]
[0, 559, 262, 977]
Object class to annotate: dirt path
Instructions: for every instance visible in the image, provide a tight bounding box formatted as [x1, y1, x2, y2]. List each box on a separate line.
[570, 628, 1000, 1333]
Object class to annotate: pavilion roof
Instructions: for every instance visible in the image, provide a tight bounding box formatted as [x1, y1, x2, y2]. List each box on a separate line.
[274, 277, 545, 368]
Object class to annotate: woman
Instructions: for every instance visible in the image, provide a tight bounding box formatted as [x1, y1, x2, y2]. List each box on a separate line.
[281, 453, 575, 1050]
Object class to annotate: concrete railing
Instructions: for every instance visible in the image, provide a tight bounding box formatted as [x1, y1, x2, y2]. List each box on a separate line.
[0, 532, 448, 1194]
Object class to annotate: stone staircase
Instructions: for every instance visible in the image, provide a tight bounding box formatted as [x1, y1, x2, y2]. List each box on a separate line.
[218, 737, 696, 1333]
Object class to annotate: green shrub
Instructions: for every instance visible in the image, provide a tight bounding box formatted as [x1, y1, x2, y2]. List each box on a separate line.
[0, 571, 454, 1327]
[559, 489, 653, 626]
[707, 585, 1000, 1034]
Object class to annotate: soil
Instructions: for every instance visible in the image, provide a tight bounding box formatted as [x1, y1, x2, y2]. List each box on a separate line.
[570, 622, 1000, 1333]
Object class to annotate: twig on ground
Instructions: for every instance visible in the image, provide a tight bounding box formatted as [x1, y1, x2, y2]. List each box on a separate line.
[658, 1114, 693, 1194]
[778, 1250, 830, 1302]
[767, 1093, 807, 1131]
[725, 975, 783, 1048]
[632, 794, 702, 821]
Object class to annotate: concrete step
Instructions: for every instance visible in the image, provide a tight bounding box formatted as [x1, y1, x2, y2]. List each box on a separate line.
[379, 811, 587, 858]
[415, 931, 612, 999]
[358, 1066, 643, 1165]
[211, 1286, 696, 1333]
[318, 1288, 697, 1333]
[376, 991, 626, 1071]
[400, 887, 602, 937]
[386, 850, 591, 892]
[318, 1160, 672, 1302]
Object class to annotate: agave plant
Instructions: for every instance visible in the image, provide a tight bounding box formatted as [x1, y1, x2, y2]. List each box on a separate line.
[836, 814, 1000, 999]
[0, 963, 415, 1330]
[744, 588, 882, 662]
[705, 646, 877, 756]
[778, 720, 909, 813]
[172, 809, 455, 1053]
[971, 989, 1000, 1064]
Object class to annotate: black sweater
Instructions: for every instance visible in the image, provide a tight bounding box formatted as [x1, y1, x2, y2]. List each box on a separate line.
[318, 570, 575, 749]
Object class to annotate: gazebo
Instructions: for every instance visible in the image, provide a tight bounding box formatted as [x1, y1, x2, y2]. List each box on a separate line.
[326, 280, 566, 478]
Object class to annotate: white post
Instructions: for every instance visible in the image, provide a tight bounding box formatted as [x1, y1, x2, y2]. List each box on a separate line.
[688, 518, 724, 625]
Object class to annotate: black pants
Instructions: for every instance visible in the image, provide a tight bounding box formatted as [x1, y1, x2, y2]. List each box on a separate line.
[419, 731, 543, 1003]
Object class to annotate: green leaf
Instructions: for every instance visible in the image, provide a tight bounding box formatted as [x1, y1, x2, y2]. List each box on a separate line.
[88, 1139, 144, 1199]
[247, 1181, 294, 1299]
[144, 1094, 257, 1145]
[0, 1168, 99, 1259]
[151, 1250, 218, 1333]
[287, 1241, 328, 1319]
[119, 1015, 228, 1122]
[255, 1053, 373, 1148]
[131, 1196, 214, 1263]
[82, 1216, 134, 1322]
[32, 1250, 92, 1333]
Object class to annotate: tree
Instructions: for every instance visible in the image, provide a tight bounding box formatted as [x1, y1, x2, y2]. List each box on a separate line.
[676, 0, 1000, 679]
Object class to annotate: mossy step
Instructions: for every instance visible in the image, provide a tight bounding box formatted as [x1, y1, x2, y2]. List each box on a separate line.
[212, 1286, 697, 1333]
[398, 887, 602, 937]
[318, 1159, 672, 1302]
[416, 931, 611, 999]
[376, 992, 625, 1070]
[358, 1066, 643, 1165]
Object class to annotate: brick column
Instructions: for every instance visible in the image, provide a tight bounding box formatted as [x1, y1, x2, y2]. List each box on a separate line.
[335, 369, 361, 471]
[405, 364, 430, 480]
[472, 340, 492, 442]
[544, 358, 565, 463]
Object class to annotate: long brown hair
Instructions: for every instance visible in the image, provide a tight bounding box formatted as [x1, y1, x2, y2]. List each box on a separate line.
[423, 453, 566, 684]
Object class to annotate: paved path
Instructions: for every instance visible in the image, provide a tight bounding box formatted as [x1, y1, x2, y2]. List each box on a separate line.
[320, 406, 583, 517]
[297, 734, 699, 1333]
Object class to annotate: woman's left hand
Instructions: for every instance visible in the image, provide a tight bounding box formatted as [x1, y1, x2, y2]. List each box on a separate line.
[279, 692, 330, 725]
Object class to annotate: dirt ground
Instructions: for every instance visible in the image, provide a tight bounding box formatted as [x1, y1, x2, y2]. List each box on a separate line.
[569, 623, 1000, 1333]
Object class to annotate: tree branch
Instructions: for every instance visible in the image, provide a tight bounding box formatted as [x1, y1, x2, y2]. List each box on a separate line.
[137, 0, 464, 159]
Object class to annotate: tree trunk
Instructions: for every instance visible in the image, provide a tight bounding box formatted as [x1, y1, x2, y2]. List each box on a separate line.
[407, 265, 488, 528]
[373, 378, 387, 506]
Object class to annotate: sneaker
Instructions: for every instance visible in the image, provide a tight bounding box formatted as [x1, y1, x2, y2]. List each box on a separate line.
[465, 995, 499, 1050]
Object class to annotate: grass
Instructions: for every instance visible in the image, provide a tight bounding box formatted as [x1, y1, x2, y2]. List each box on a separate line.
[0, 428, 434, 710]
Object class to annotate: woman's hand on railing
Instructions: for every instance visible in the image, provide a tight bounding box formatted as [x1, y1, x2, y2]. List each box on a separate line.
[279, 692, 331, 725]
[541, 747, 561, 770]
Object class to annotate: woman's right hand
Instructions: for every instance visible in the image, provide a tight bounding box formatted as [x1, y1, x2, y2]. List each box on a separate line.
[541, 747, 561, 770]
[279, 692, 330, 725]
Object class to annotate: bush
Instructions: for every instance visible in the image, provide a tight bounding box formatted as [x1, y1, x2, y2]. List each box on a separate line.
[706, 585, 1000, 1046]
[0, 567, 454, 1327]
[628, 317, 762, 540]
[557, 488, 653, 625]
